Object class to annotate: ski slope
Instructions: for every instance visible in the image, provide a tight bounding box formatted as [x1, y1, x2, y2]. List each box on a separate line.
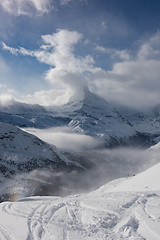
[0, 162, 160, 240]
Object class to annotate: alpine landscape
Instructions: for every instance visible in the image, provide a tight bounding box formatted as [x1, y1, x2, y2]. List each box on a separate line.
[0, 0, 160, 239]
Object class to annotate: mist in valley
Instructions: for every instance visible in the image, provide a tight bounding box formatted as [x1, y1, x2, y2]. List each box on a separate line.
[3, 127, 159, 201]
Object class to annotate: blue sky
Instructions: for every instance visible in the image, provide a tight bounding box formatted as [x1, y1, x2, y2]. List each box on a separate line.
[0, 0, 160, 108]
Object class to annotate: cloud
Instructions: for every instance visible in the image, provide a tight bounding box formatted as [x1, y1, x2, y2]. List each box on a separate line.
[0, 94, 15, 106]
[0, 0, 87, 16]
[6, 145, 160, 199]
[96, 45, 131, 61]
[137, 32, 160, 60]
[59, 0, 73, 5]
[2, 29, 95, 104]
[93, 32, 160, 109]
[59, 0, 87, 5]
[24, 127, 101, 151]
[21, 88, 71, 106]
[0, 0, 52, 16]
[2, 30, 160, 109]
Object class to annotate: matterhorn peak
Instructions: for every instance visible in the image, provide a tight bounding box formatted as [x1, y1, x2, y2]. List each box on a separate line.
[68, 85, 90, 103]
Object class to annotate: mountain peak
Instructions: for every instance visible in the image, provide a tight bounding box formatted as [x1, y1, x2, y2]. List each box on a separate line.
[67, 86, 111, 113]
[68, 86, 90, 103]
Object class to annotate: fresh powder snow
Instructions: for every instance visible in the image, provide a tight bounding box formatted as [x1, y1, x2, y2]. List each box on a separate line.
[0, 160, 160, 240]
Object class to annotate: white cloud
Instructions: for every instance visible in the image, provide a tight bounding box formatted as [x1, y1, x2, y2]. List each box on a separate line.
[21, 88, 71, 106]
[0, 0, 87, 15]
[137, 31, 160, 60]
[0, 83, 16, 106]
[92, 32, 160, 109]
[2, 29, 95, 104]
[0, 0, 52, 16]
[25, 127, 100, 151]
[96, 45, 131, 61]
[2, 30, 160, 109]
[0, 94, 15, 106]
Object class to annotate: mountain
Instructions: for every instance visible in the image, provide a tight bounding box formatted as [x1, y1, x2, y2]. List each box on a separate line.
[0, 88, 159, 147]
[0, 101, 71, 128]
[0, 95, 160, 239]
[0, 122, 82, 201]
[1, 121, 159, 202]
[46, 88, 160, 147]
[116, 103, 160, 144]
[66, 88, 134, 138]
[0, 159, 159, 240]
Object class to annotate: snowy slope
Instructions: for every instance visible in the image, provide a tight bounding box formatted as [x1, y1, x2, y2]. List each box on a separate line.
[1, 121, 159, 203]
[67, 88, 134, 139]
[51, 88, 156, 147]
[94, 162, 160, 193]
[0, 122, 82, 201]
[117, 103, 160, 136]
[0, 162, 159, 240]
[0, 100, 71, 128]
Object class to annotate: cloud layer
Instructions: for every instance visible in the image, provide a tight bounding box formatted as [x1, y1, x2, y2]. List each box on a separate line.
[94, 31, 160, 109]
[25, 127, 101, 151]
[0, 0, 87, 16]
[0, 0, 52, 16]
[2, 30, 160, 109]
[3, 29, 94, 105]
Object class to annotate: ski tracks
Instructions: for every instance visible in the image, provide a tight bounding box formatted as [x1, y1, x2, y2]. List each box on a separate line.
[0, 192, 160, 240]
[0, 225, 13, 240]
[113, 192, 160, 239]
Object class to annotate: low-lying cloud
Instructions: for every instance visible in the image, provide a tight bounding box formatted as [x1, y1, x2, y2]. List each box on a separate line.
[1, 145, 160, 201]
[24, 127, 102, 151]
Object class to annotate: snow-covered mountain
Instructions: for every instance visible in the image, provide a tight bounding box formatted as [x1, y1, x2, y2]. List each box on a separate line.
[0, 157, 159, 240]
[66, 88, 134, 141]
[1, 88, 159, 147]
[0, 122, 82, 201]
[0, 90, 160, 239]
[117, 103, 160, 137]
[0, 100, 71, 128]
[1, 121, 159, 203]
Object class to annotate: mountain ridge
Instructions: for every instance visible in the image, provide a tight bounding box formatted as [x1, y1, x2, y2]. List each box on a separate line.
[0, 89, 160, 147]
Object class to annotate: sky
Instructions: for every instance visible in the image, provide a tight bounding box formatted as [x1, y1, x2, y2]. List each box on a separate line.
[0, 0, 160, 109]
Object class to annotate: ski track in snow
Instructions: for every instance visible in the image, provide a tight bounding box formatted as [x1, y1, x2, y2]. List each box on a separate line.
[0, 191, 160, 240]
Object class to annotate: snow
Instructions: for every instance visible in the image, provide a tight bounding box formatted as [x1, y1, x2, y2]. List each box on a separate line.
[0, 161, 160, 240]
[0, 90, 160, 239]
[1, 89, 160, 147]
[0, 122, 74, 165]
[117, 104, 160, 136]
[0, 89, 135, 142]
[0, 122, 83, 200]
[100, 163, 160, 193]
